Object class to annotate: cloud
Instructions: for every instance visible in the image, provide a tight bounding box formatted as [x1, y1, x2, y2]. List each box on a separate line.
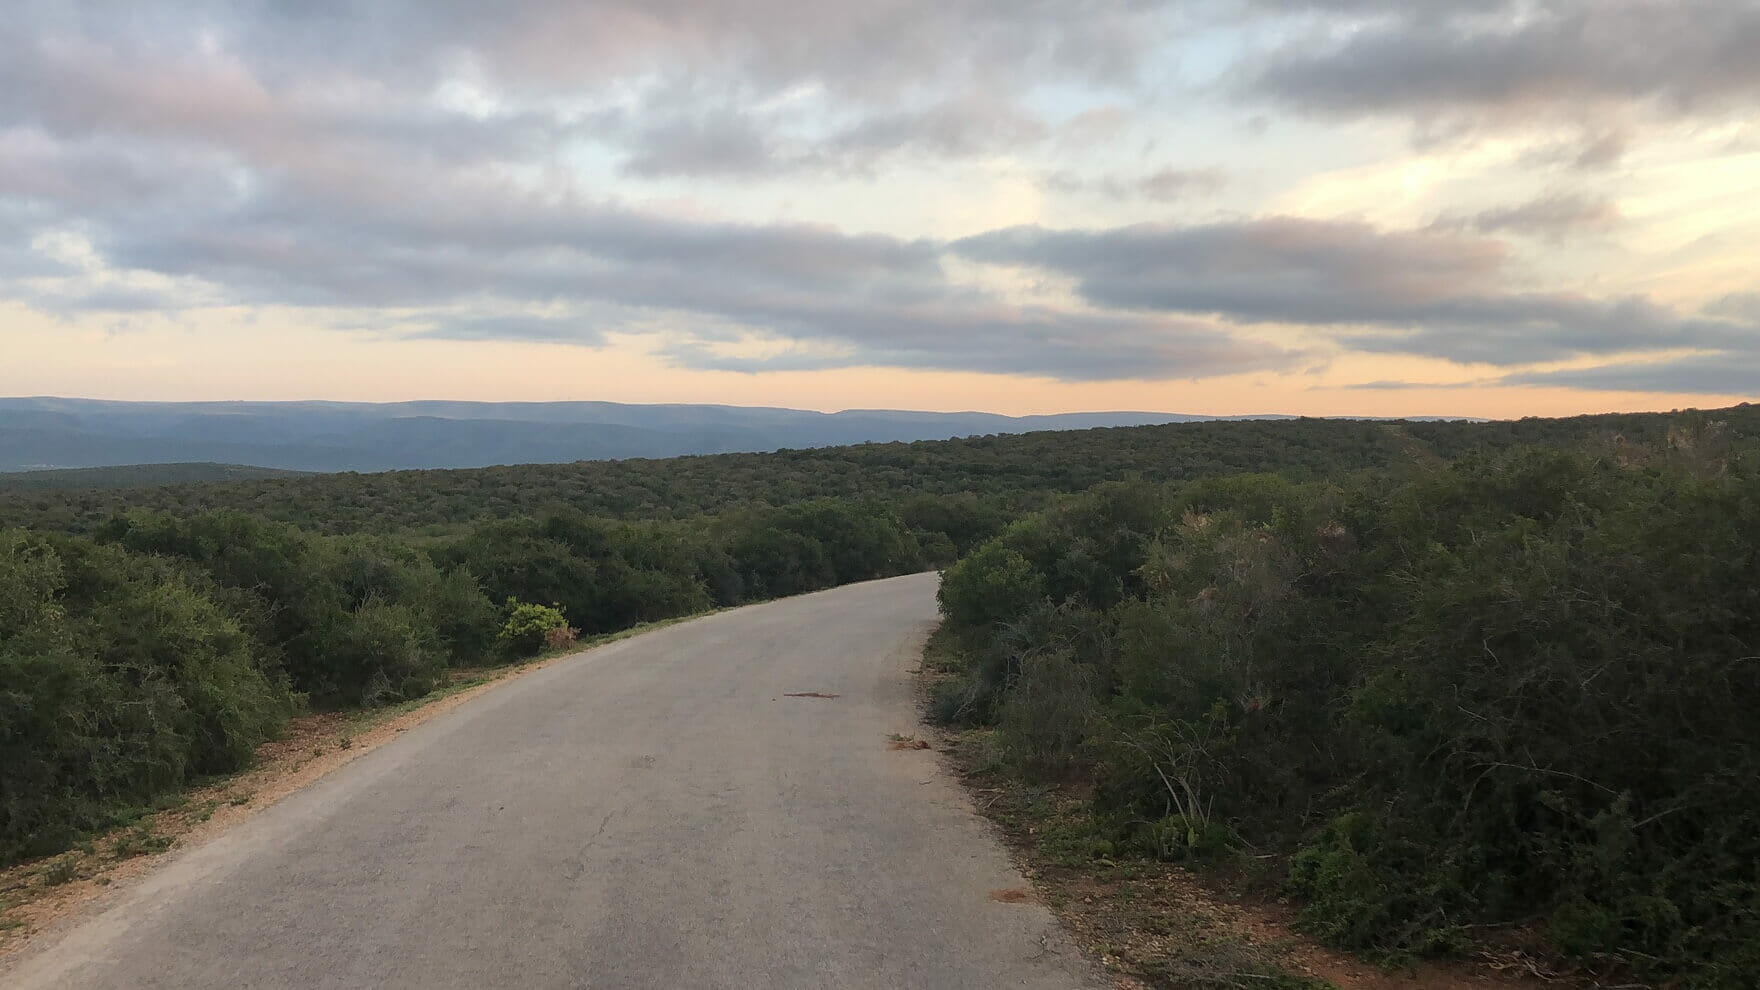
[1, 0, 1171, 185]
[621, 95, 1051, 178]
[953, 217, 1750, 364]
[416, 313, 607, 346]
[1434, 192, 1621, 239]
[1243, 1, 1760, 134]
[2, 139, 1294, 381]
[954, 217, 1508, 323]
[0, 2, 1290, 386]
[1496, 291, 1760, 394]
[1503, 353, 1760, 396]
[1, 0, 1752, 395]
[1342, 379, 1493, 391]
[660, 307, 1297, 382]
[827, 96, 1049, 163]
[1044, 166, 1227, 202]
[620, 110, 780, 178]
[1707, 292, 1760, 323]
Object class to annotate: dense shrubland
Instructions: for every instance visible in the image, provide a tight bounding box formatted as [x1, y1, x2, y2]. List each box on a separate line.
[933, 429, 1760, 986]
[0, 493, 974, 864]
[12, 406, 1756, 536]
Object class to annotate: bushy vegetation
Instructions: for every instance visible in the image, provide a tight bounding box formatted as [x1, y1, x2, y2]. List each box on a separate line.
[499, 601, 571, 657]
[17, 407, 1758, 536]
[934, 428, 1760, 986]
[0, 489, 980, 864]
[1, 532, 293, 862]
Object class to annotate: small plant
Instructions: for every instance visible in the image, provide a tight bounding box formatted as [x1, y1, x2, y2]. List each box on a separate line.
[40, 855, 80, 886]
[111, 826, 172, 859]
[498, 599, 570, 657]
[542, 624, 580, 652]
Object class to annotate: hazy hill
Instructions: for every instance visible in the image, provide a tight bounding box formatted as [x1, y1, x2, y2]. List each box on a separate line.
[0, 397, 1245, 473]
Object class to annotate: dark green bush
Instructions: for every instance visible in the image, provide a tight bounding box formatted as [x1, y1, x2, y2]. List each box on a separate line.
[935, 444, 1760, 985]
[0, 532, 294, 863]
[938, 543, 1044, 631]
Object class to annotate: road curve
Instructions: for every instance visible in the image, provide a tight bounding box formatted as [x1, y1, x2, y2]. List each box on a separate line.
[3, 573, 1103, 989]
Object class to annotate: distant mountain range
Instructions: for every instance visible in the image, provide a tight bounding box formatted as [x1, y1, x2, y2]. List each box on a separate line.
[0, 397, 1291, 474]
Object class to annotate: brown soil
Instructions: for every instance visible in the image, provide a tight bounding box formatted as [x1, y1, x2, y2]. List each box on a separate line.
[989, 887, 1038, 904]
[888, 738, 933, 751]
[1045, 861, 1543, 990]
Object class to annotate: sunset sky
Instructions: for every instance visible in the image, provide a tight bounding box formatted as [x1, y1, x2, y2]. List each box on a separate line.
[3, 1, 1757, 417]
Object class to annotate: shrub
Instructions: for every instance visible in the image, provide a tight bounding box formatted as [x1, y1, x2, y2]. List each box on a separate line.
[542, 624, 580, 652]
[0, 533, 294, 864]
[938, 543, 1044, 631]
[997, 649, 1098, 775]
[931, 443, 1760, 984]
[499, 600, 569, 657]
[312, 599, 445, 707]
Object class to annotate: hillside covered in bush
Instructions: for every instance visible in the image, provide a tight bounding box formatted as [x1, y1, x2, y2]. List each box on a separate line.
[932, 418, 1759, 987]
[8, 405, 1755, 535]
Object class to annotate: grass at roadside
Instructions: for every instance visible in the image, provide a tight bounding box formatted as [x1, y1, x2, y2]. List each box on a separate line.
[0, 609, 718, 954]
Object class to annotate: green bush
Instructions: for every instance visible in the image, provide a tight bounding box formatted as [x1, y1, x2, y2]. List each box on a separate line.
[996, 650, 1097, 775]
[938, 543, 1044, 630]
[499, 600, 569, 657]
[932, 442, 1760, 985]
[0, 533, 294, 864]
[314, 598, 446, 706]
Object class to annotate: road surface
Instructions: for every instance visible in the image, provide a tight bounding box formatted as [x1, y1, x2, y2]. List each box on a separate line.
[3, 573, 1103, 989]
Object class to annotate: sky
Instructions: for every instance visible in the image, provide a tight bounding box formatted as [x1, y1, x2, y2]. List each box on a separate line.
[2, 0, 1757, 417]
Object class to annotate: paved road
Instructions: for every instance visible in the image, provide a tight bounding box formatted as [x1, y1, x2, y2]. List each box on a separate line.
[4, 573, 1103, 989]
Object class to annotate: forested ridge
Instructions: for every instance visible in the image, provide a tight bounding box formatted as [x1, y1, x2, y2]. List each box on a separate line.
[2, 403, 1756, 987]
[9, 405, 1755, 535]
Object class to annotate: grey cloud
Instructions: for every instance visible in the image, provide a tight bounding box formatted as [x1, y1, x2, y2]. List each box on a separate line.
[1246, 1, 1760, 125]
[5, 0, 1167, 178]
[1707, 293, 1760, 323]
[1342, 379, 1492, 390]
[416, 313, 606, 346]
[953, 218, 1749, 365]
[659, 307, 1294, 382]
[1572, 131, 1630, 170]
[1044, 167, 1227, 202]
[1339, 300, 1749, 366]
[619, 95, 1051, 179]
[954, 218, 1507, 323]
[1139, 167, 1227, 201]
[29, 284, 193, 314]
[14, 148, 1289, 381]
[5, 1, 1745, 386]
[621, 111, 779, 178]
[828, 97, 1048, 160]
[1503, 353, 1760, 396]
[1439, 192, 1621, 239]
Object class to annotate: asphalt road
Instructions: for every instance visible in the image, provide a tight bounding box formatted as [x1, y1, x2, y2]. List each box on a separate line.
[4, 572, 1104, 989]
